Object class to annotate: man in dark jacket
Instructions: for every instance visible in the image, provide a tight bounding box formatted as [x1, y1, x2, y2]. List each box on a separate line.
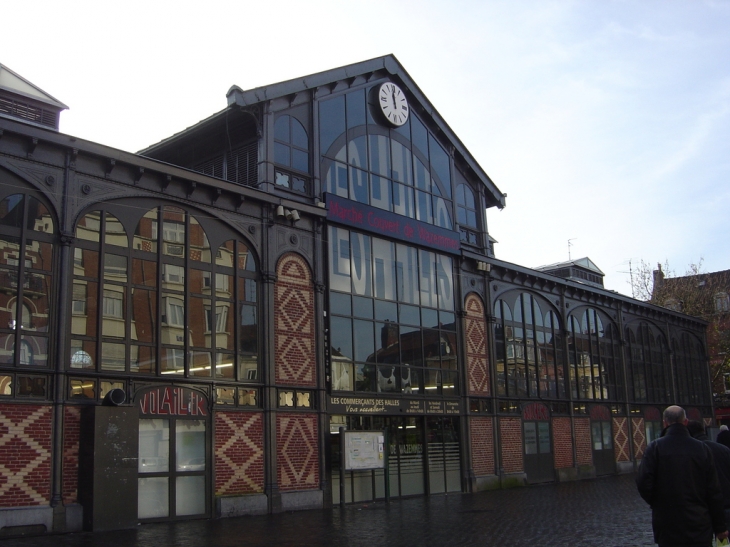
[636, 405, 728, 547]
[688, 420, 730, 531]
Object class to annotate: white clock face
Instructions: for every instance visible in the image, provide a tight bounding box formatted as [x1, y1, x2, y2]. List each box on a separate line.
[378, 82, 409, 127]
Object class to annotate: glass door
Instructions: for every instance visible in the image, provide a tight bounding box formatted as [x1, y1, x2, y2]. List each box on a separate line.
[523, 421, 554, 483]
[138, 418, 208, 520]
[426, 416, 461, 494]
[591, 420, 615, 476]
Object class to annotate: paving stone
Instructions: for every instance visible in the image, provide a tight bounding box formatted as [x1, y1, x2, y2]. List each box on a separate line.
[1, 475, 656, 547]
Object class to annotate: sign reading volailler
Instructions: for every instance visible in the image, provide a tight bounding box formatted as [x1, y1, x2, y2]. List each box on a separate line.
[324, 194, 461, 255]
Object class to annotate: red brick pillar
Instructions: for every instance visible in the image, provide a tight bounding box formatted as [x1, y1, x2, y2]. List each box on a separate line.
[499, 417, 524, 474]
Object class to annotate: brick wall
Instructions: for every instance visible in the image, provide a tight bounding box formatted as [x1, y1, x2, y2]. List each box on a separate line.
[275, 253, 316, 387]
[464, 294, 490, 396]
[277, 413, 319, 491]
[632, 417, 646, 459]
[499, 417, 523, 474]
[574, 418, 592, 466]
[613, 417, 630, 462]
[215, 411, 264, 495]
[469, 416, 494, 476]
[63, 406, 81, 504]
[0, 404, 52, 507]
[552, 417, 573, 469]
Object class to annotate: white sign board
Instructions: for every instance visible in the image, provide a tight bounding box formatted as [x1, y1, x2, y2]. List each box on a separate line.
[344, 431, 385, 470]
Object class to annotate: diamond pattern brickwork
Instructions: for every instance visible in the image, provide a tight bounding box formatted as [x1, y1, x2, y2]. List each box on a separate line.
[632, 417, 646, 460]
[275, 254, 316, 386]
[215, 411, 264, 495]
[277, 413, 319, 491]
[465, 294, 489, 396]
[0, 404, 52, 507]
[613, 417, 630, 462]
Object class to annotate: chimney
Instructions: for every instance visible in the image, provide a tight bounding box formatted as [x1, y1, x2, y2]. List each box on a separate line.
[380, 322, 398, 349]
[652, 264, 665, 296]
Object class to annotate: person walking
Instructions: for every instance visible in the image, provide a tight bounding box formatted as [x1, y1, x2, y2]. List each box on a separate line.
[688, 420, 730, 533]
[718, 428, 730, 450]
[636, 405, 728, 547]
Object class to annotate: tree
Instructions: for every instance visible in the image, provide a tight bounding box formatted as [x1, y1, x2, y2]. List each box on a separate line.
[628, 259, 730, 396]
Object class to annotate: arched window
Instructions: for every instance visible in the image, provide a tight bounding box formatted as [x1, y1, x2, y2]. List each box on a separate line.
[672, 332, 709, 406]
[320, 89, 453, 231]
[71, 201, 258, 382]
[624, 322, 670, 404]
[494, 293, 565, 399]
[567, 308, 622, 401]
[0, 191, 54, 371]
[274, 114, 310, 193]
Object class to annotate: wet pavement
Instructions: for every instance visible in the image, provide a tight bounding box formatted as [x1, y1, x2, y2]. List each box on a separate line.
[3, 474, 655, 547]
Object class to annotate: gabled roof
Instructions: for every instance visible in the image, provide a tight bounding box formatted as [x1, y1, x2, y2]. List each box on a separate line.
[140, 55, 505, 208]
[0, 63, 68, 110]
[534, 257, 605, 275]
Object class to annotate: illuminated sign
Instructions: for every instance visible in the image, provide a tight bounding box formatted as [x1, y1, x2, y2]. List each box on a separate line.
[325, 194, 461, 255]
[137, 386, 208, 417]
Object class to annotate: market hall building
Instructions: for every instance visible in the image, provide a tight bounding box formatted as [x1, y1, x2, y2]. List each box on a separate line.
[0, 57, 713, 534]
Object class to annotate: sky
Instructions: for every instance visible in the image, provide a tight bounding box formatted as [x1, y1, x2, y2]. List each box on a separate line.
[4, 0, 729, 297]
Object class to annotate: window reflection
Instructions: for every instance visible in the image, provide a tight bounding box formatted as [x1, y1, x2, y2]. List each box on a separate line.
[494, 294, 568, 400]
[319, 94, 454, 234]
[0, 192, 55, 369]
[329, 229, 456, 397]
[72, 204, 258, 379]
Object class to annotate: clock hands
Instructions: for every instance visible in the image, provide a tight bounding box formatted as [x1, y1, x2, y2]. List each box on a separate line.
[379, 83, 408, 126]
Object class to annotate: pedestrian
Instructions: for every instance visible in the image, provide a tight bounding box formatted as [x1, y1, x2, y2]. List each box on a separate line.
[718, 429, 730, 450]
[688, 420, 730, 532]
[636, 405, 728, 547]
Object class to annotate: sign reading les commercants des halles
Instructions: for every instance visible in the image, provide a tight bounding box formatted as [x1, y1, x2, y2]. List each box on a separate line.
[325, 194, 461, 255]
[329, 395, 461, 415]
[137, 385, 208, 417]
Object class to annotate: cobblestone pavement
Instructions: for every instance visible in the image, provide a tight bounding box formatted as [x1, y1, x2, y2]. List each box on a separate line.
[3, 474, 655, 547]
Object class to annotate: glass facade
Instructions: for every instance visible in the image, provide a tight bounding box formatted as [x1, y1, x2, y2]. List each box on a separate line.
[624, 322, 671, 403]
[328, 226, 457, 397]
[320, 89, 457, 232]
[494, 293, 565, 399]
[0, 191, 54, 399]
[70, 202, 259, 385]
[274, 114, 310, 193]
[673, 332, 710, 405]
[567, 308, 622, 401]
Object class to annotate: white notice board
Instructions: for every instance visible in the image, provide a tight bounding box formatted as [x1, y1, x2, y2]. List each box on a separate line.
[344, 431, 385, 470]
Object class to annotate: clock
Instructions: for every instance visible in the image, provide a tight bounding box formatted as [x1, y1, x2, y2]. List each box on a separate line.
[377, 82, 409, 127]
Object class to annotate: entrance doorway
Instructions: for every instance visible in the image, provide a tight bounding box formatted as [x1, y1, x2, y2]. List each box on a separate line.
[330, 415, 461, 503]
[590, 405, 615, 476]
[136, 386, 210, 521]
[522, 402, 554, 484]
